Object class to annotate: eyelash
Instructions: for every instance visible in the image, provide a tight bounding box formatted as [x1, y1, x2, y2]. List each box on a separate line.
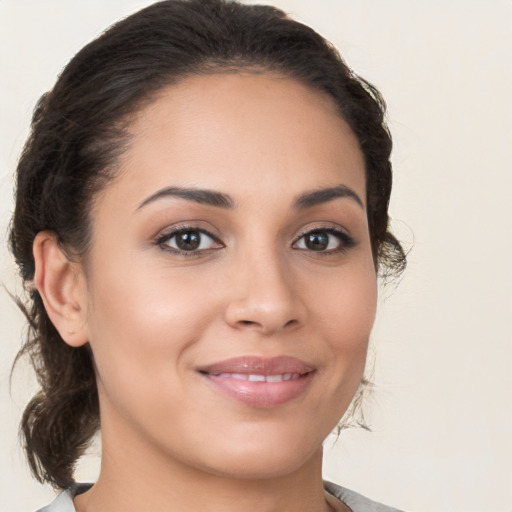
[155, 226, 223, 257]
[154, 225, 355, 256]
[292, 227, 356, 255]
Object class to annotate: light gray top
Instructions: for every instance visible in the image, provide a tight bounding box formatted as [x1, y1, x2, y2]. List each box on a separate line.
[324, 481, 404, 512]
[36, 481, 404, 512]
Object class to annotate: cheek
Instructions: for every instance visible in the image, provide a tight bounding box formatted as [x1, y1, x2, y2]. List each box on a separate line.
[84, 260, 218, 391]
[308, 260, 377, 383]
[313, 260, 377, 340]
[83, 265, 224, 449]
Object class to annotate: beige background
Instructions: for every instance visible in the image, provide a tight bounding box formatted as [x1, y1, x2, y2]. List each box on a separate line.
[1, 1, 511, 511]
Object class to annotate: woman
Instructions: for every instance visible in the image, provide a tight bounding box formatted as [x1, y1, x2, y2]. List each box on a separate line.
[10, 0, 406, 511]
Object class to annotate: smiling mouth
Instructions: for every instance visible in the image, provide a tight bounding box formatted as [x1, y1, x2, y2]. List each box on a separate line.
[214, 372, 303, 382]
[197, 356, 315, 408]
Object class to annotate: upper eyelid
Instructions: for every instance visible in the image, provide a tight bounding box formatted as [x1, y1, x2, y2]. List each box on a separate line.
[154, 223, 222, 242]
[292, 224, 352, 242]
[153, 222, 354, 247]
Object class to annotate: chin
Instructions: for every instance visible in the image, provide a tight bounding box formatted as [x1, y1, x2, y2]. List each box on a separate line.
[204, 450, 320, 481]
[190, 426, 325, 481]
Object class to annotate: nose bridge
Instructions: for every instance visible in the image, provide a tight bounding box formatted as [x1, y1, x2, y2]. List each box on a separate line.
[224, 241, 303, 334]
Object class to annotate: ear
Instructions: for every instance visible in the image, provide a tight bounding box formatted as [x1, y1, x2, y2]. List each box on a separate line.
[33, 231, 89, 347]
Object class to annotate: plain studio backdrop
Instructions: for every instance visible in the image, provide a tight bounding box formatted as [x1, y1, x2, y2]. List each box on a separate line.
[1, 1, 511, 511]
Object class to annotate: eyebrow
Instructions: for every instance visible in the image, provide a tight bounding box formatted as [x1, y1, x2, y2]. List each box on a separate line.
[294, 185, 364, 209]
[137, 186, 235, 210]
[137, 183, 363, 211]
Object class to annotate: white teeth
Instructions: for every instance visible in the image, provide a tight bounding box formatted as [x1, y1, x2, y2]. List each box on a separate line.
[215, 373, 301, 382]
[248, 374, 266, 382]
[266, 374, 284, 382]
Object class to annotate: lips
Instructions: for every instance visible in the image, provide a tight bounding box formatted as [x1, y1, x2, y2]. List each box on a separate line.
[197, 356, 316, 408]
[216, 372, 302, 382]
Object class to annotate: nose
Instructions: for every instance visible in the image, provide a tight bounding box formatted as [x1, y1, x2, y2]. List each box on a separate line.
[223, 251, 306, 335]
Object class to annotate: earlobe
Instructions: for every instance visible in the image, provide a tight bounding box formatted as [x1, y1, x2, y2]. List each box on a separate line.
[33, 231, 89, 347]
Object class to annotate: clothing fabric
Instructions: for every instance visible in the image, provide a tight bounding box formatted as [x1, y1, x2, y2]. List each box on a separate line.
[323, 481, 404, 512]
[36, 481, 403, 512]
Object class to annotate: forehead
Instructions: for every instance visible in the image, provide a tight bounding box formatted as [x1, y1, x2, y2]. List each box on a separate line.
[105, 72, 366, 209]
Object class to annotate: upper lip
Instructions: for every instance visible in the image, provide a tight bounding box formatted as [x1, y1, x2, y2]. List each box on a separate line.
[197, 356, 315, 376]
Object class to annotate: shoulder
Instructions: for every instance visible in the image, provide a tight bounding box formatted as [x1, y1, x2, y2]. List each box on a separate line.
[37, 481, 401, 512]
[35, 484, 92, 512]
[324, 481, 405, 512]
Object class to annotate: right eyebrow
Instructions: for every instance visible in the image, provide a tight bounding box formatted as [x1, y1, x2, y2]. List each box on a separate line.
[136, 186, 235, 211]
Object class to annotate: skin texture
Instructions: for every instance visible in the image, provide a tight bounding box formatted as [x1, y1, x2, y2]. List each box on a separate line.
[34, 73, 377, 512]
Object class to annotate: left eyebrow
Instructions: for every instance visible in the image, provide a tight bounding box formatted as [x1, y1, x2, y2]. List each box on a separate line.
[294, 185, 364, 209]
[137, 186, 235, 210]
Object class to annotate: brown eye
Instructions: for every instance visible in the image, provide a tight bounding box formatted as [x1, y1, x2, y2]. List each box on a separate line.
[293, 228, 355, 253]
[157, 228, 222, 253]
[304, 231, 329, 251]
[175, 231, 201, 251]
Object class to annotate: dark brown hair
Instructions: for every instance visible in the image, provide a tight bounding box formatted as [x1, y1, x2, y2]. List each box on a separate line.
[10, 0, 405, 489]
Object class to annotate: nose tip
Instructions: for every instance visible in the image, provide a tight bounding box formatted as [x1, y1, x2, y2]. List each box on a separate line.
[223, 263, 305, 335]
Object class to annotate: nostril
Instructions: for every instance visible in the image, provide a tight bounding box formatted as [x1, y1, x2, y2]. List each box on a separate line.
[236, 318, 298, 331]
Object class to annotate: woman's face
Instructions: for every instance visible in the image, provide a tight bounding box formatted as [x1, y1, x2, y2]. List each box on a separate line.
[79, 72, 377, 479]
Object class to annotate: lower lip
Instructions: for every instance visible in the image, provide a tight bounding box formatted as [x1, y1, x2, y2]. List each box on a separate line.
[201, 372, 315, 408]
